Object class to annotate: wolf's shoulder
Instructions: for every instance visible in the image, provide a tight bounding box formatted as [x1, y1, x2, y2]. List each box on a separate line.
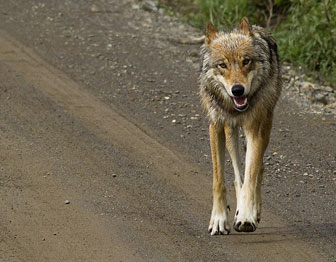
[251, 25, 277, 47]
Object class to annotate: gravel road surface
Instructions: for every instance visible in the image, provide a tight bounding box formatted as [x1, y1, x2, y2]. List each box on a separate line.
[0, 0, 335, 261]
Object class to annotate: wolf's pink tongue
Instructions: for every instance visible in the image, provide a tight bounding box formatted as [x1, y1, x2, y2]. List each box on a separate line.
[234, 97, 246, 105]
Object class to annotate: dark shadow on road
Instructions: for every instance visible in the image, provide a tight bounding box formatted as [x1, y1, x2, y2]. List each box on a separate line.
[226, 223, 336, 246]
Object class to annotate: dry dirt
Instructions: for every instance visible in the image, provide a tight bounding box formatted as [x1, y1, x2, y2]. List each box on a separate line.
[0, 0, 335, 261]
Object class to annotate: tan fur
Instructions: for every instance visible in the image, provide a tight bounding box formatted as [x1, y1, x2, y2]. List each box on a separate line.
[201, 17, 282, 234]
[208, 123, 230, 234]
[205, 22, 217, 45]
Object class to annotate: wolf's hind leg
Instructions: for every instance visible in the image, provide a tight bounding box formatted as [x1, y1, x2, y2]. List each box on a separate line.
[224, 125, 243, 202]
[208, 123, 230, 235]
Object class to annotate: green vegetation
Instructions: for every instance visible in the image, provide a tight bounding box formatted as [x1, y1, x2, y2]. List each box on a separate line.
[159, 0, 336, 84]
[276, 1, 335, 83]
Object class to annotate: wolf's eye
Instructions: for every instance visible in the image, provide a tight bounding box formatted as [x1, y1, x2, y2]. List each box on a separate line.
[218, 63, 227, 69]
[242, 58, 251, 66]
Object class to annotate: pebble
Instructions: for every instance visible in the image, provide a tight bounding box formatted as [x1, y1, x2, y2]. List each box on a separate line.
[313, 93, 328, 105]
[65, 200, 70, 204]
[324, 86, 333, 92]
[90, 5, 100, 13]
[300, 82, 314, 92]
[326, 102, 336, 109]
[141, 0, 158, 12]
[189, 51, 199, 57]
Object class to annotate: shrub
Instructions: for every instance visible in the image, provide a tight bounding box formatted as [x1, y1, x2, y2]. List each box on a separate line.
[276, 0, 336, 83]
[193, 0, 258, 29]
[192, 0, 290, 29]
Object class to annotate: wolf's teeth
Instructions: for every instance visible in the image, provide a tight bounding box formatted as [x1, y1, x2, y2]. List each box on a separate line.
[232, 97, 248, 112]
[233, 97, 247, 107]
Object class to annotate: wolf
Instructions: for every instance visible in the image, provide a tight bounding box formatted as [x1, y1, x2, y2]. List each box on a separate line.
[200, 17, 282, 234]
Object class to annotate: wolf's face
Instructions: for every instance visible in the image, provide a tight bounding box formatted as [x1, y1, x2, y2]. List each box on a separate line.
[204, 19, 259, 112]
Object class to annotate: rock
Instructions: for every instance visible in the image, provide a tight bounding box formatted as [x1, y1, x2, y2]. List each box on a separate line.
[65, 200, 70, 204]
[300, 81, 314, 93]
[158, 8, 165, 15]
[313, 93, 328, 105]
[326, 102, 336, 109]
[323, 86, 333, 92]
[281, 65, 336, 116]
[282, 74, 291, 81]
[189, 51, 199, 57]
[141, 0, 158, 12]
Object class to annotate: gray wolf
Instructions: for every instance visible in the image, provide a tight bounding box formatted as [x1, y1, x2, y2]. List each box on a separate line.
[200, 17, 282, 234]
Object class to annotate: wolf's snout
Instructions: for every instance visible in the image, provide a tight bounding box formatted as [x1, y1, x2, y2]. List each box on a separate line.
[231, 85, 245, 97]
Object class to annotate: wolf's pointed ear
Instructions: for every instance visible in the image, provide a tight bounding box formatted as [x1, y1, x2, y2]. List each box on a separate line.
[238, 17, 252, 35]
[205, 22, 217, 45]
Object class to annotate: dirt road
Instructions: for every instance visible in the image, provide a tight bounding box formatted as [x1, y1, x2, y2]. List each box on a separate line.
[0, 0, 335, 261]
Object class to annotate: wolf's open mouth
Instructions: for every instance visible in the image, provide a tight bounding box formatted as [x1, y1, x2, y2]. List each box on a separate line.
[232, 96, 249, 112]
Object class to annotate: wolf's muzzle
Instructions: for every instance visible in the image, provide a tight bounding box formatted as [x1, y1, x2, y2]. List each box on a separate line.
[231, 85, 245, 97]
[231, 85, 249, 112]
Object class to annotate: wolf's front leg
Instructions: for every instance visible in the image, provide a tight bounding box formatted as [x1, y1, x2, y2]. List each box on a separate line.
[234, 116, 273, 232]
[208, 123, 230, 235]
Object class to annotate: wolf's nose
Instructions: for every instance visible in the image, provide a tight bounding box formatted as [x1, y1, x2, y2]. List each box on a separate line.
[231, 85, 245, 97]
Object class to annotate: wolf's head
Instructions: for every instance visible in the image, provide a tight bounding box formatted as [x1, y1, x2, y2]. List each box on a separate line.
[202, 17, 273, 112]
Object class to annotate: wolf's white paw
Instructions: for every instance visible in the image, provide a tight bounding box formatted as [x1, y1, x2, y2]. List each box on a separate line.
[208, 205, 230, 235]
[233, 193, 258, 232]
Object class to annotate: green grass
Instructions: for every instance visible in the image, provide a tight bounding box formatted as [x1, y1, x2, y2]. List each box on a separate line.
[276, 0, 336, 84]
[159, 0, 336, 85]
